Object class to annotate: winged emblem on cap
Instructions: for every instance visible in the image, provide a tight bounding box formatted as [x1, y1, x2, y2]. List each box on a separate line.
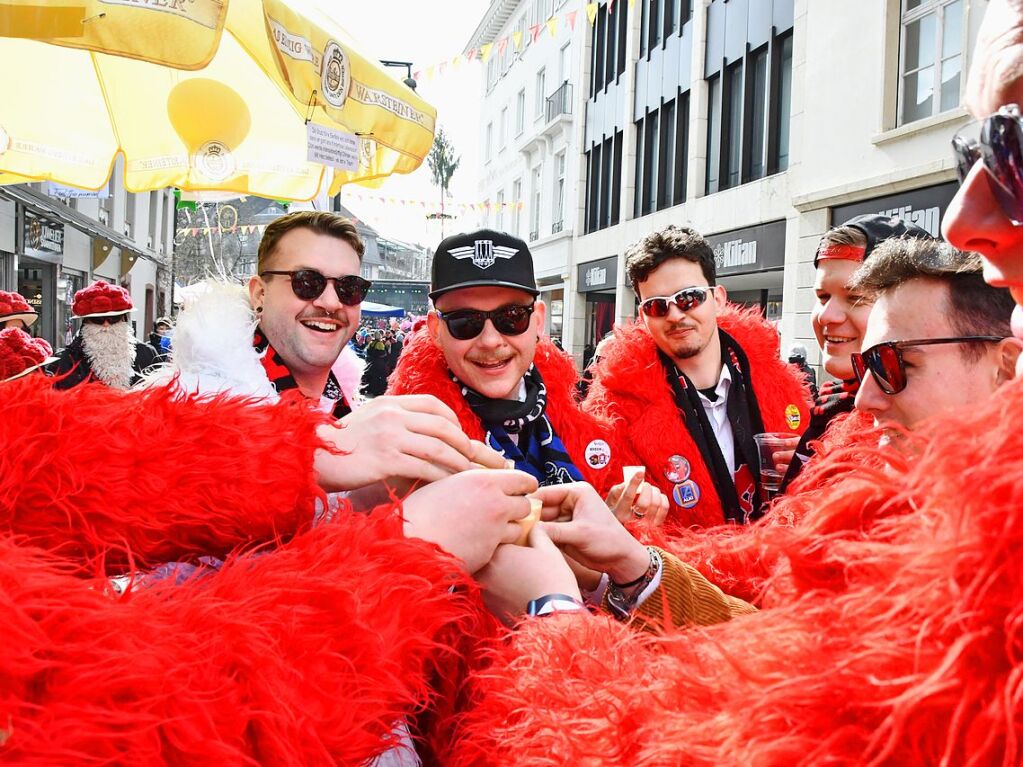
[448, 240, 518, 270]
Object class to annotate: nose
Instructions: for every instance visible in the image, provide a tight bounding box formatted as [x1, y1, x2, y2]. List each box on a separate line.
[853, 368, 890, 418]
[817, 297, 844, 327]
[312, 280, 343, 312]
[943, 162, 1023, 257]
[475, 316, 505, 348]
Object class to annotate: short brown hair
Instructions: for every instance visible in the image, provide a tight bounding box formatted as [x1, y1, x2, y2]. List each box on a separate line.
[257, 211, 365, 271]
[819, 224, 867, 250]
[849, 237, 1014, 361]
[625, 225, 716, 292]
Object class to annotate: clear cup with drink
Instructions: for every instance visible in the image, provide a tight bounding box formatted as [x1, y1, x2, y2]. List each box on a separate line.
[752, 432, 798, 497]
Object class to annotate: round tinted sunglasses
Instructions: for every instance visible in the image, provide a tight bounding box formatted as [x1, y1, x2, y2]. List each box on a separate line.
[639, 286, 711, 318]
[952, 103, 1023, 224]
[437, 303, 535, 341]
[260, 270, 371, 306]
[850, 336, 1005, 395]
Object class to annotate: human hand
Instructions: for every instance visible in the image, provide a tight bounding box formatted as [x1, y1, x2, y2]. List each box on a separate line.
[476, 525, 582, 624]
[402, 469, 538, 573]
[605, 468, 670, 526]
[538, 482, 650, 585]
[768, 435, 802, 477]
[313, 394, 476, 492]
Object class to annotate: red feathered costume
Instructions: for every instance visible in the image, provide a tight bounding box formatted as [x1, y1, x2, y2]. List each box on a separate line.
[447, 377, 1023, 766]
[586, 305, 811, 530]
[388, 330, 623, 493]
[0, 377, 487, 765]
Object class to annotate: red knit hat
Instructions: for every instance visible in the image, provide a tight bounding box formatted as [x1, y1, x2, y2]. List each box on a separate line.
[0, 327, 56, 382]
[72, 281, 134, 319]
[0, 290, 38, 328]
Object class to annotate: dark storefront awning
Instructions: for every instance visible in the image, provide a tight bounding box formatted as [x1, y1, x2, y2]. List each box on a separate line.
[0, 184, 157, 264]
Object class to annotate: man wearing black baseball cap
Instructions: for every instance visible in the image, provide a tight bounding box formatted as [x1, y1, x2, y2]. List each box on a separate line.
[390, 229, 634, 497]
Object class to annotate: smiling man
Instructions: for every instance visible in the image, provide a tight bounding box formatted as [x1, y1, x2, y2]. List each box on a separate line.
[248, 212, 370, 418]
[586, 225, 809, 530]
[389, 229, 624, 494]
[850, 237, 1019, 443]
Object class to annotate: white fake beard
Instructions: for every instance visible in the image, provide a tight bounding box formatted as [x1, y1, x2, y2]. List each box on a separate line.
[81, 321, 136, 390]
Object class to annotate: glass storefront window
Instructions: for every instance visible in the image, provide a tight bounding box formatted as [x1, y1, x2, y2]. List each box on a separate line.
[547, 288, 564, 341]
[17, 258, 54, 344]
[58, 269, 85, 347]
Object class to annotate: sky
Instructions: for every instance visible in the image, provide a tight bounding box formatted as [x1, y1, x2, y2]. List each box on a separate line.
[316, 0, 489, 247]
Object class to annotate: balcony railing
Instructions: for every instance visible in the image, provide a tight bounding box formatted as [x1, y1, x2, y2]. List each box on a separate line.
[552, 219, 564, 234]
[545, 81, 572, 122]
[529, 229, 539, 242]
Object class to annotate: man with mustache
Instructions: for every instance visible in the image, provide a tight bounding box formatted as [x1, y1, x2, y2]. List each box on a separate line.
[390, 229, 640, 499]
[586, 225, 810, 530]
[48, 280, 159, 390]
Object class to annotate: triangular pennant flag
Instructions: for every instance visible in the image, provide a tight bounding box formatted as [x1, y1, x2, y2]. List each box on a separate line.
[439, 61, 447, 75]
[497, 37, 509, 57]
[413, 70, 421, 81]
[608, 0, 617, 12]
[512, 31, 522, 49]
[546, 17, 558, 38]
[567, 10, 578, 30]
[466, 48, 477, 62]
[480, 42, 493, 62]
[529, 23, 542, 43]
[451, 55, 461, 68]
[426, 65, 435, 79]
[585, 3, 598, 25]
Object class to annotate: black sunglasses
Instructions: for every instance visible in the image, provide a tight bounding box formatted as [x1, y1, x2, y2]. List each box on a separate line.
[639, 286, 711, 318]
[437, 303, 536, 341]
[84, 314, 128, 325]
[260, 270, 371, 306]
[850, 336, 1005, 395]
[952, 104, 1023, 224]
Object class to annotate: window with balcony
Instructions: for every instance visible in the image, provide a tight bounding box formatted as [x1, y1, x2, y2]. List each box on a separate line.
[899, 0, 963, 125]
[530, 165, 542, 241]
[516, 89, 526, 135]
[546, 81, 572, 122]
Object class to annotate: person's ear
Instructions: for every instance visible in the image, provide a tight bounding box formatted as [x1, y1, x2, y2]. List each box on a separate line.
[712, 284, 728, 309]
[994, 336, 1023, 386]
[248, 274, 267, 315]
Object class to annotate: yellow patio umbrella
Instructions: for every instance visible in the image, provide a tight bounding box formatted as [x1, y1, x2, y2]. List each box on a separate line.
[0, 0, 437, 200]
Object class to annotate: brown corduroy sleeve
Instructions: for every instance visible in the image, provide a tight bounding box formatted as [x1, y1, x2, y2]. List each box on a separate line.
[604, 547, 756, 635]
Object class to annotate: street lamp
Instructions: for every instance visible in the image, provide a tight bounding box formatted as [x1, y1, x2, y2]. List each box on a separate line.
[379, 60, 417, 91]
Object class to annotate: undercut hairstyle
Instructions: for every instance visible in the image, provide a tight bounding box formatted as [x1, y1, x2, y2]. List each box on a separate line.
[257, 211, 365, 271]
[849, 236, 1014, 361]
[625, 225, 716, 292]
[819, 224, 867, 250]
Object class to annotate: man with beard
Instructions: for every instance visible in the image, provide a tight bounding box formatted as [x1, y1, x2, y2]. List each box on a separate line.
[586, 225, 810, 530]
[48, 281, 158, 390]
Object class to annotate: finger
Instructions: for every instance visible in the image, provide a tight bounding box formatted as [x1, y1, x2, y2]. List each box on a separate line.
[399, 433, 474, 476]
[389, 455, 458, 486]
[773, 450, 795, 471]
[535, 483, 583, 521]
[538, 519, 582, 549]
[633, 483, 653, 513]
[654, 494, 670, 526]
[604, 481, 625, 509]
[401, 411, 475, 459]
[617, 470, 645, 507]
[485, 469, 540, 497]
[376, 394, 463, 426]
[469, 440, 510, 469]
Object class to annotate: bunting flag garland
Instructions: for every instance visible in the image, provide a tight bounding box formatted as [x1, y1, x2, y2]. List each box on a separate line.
[397, 2, 618, 89]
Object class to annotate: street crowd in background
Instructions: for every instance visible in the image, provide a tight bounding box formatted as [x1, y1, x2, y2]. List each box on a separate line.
[5, 1, 1023, 764]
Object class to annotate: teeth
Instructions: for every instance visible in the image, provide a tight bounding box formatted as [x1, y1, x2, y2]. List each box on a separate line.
[825, 336, 854, 343]
[303, 321, 336, 332]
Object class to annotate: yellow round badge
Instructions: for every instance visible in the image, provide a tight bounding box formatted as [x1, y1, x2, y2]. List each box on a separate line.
[785, 404, 801, 430]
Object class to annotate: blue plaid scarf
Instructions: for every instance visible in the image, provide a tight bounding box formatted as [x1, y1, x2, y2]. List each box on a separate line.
[455, 364, 584, 486]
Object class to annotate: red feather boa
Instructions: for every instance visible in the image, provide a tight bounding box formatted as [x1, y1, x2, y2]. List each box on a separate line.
[450, 377, 1023, 766]
[0, 378, 489, 764]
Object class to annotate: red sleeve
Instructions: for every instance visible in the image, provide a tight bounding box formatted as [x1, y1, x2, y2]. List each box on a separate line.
[0, 378, 328, 569]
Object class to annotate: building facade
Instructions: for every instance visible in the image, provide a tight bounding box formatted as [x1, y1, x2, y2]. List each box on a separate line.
[466, 0, 587, 345]
[0, 157, 175, 349]
[468, 0, 985, 374]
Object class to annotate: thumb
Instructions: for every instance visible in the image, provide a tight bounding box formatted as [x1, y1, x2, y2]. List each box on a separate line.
[538, 519, 578, 549]
[528, 522, 561, 553]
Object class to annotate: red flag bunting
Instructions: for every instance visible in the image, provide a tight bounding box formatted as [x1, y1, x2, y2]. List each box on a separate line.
[497, 37, 509, 56]
[529, 23, 542, 43]
[567, 10, 578, 30]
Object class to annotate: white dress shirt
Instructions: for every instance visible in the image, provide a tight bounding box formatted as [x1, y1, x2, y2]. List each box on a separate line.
[695, 363, 735, 477]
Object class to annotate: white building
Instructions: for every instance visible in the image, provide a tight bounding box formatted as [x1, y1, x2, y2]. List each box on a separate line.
[463, 0, 986, 372]
[466, 0, 588, 343]
[0, 156, 175, 349]
[565, 0, 986, 373]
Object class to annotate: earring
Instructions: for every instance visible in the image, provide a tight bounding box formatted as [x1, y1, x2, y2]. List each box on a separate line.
[255, 306, 263, 314]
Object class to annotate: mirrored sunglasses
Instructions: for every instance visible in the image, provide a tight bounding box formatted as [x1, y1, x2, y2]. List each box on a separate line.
[952, 104, 1023, 224]
[639, 286, 711, 318]
[850, 336, 1005, 395]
